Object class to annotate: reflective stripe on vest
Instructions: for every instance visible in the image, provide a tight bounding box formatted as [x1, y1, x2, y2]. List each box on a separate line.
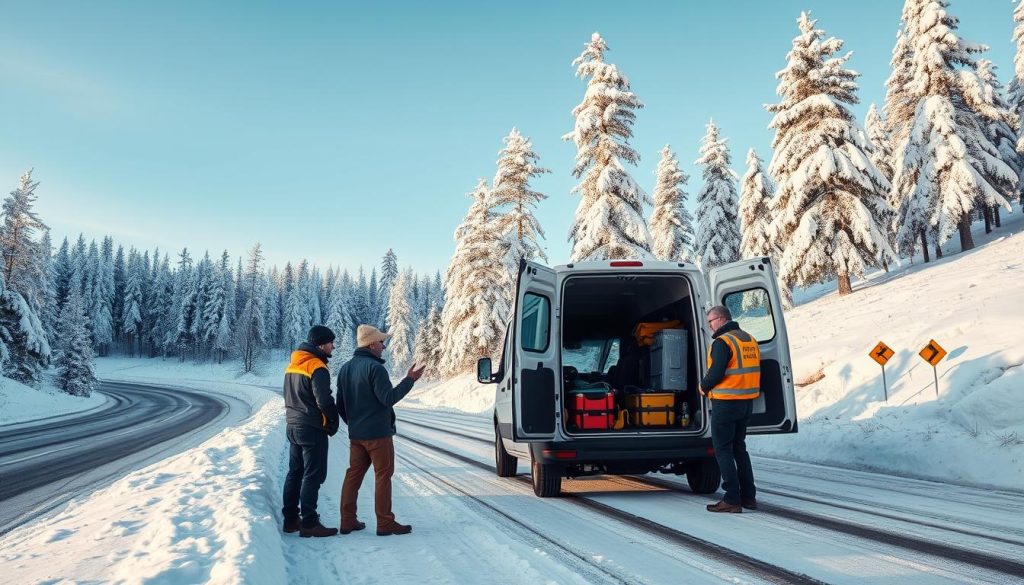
[706, 330, 761, 400]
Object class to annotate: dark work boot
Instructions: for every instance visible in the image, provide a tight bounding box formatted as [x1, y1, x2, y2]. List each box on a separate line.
[283, 517, 300, 533]
[376, 522, 412, 536]
[741, 498, 758, 510]
[299, 522, 339, 538]
[706, 500, 742, 513]
[340, 520, 366, 535]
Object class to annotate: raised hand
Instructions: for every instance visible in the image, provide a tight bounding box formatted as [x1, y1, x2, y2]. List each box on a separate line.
[407, 363, 426, 381]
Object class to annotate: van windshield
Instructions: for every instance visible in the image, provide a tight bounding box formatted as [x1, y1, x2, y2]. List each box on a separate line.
[563, 339, 620, 373]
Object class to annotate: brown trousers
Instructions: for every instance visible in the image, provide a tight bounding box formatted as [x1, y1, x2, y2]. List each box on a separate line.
[340, 436, 396, 528]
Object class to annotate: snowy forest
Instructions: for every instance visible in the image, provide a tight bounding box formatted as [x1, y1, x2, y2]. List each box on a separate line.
[5, 0, 1024, 395]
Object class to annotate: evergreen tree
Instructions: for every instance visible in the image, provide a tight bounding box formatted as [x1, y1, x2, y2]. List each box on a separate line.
[693, 120, 741, 269]
[38, 230, 58, 342]
[88, 240, 114, 354]
[892, 0, 1016, 254]
[491, 127, 550, 278]
[112, 244, 125, 345]
[378, 249, 398, 330]
[53, 291, 96, 396]
[0, 272, 50, 385]
[738, 148, 775, 260]
[415, 304, 443, 379]
[206, 251, 234, 362]
[53, 237, 72, 311]
[263, 266, 282, 350]
[68, 235, 88, 298]
[325, 270, 354, 366]
[1, 170, 49, 309]
[122, 250, 145, 356]
[977, 59, 1022, 219]
[239, 244, 266, 373]
[439, 180, 510, 376]
[307, 267, 322, 326]
[385, 268, 415, 374]
[283, 263, 309, 350]
[865, 103, 895, 182]
[564, 32, 651, 261]
[170, 248, 196, 357]
[147, 254, 174, 356]
[368, 268, 379, 327]
[1011, 0, 1024, 199]
[766, 13, 895, 295]
[650, 145, 695, 262]
[351, 267, 370, 329]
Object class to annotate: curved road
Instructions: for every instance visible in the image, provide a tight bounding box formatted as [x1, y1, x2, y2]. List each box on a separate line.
[0, 380, 231, 532]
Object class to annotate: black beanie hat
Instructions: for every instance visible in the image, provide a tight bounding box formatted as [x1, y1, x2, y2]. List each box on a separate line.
[307, 325, 336, 346]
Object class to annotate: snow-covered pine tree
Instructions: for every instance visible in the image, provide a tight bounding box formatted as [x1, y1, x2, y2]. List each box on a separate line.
[86, 240, 114, 355]
[205, 250, 234, 362]
[1011, 0, 1024, 199]
[188, 252, 215, 356]
[147, 253, 174, 356]
[893, 0, 1016, 254]
[650, 145, 695, 262]
[306, 266, 322, 326]
[169, 248, 197, 357]
[766, 13, 896, 296]
[564, 33, 651, 261]
[283, 263, 309, 350]
[325, 270, 354, 367]
[0, 273, 50, 385]
[385, 268, 415, 374]
[54, 290, 96, 396]
[439, 179, 511, 376]
[415, 304, 443, 379]
[367, 268, 379, 328]
[351, 267, 370, 330]
[432, 270, 444, 311]
[977, 59, 1022, 223]
[53, 237, 72, 311]
[378, 249, 398, 330]
[739, 148, 775, 260]
[1, 170, 49, 308]
[38, 230, 58, 342]
[239, 244, 266, 373]
[693, 120, 742, 270]
[68, 235, 88, 298]
[112, 244, 125, 347]
[491, 128, 550, 279]
[865, 104, 895, 182]
[122, 249, 145, 356]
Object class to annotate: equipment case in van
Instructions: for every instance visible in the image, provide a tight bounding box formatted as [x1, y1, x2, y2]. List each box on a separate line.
[649, 328, 688, 391]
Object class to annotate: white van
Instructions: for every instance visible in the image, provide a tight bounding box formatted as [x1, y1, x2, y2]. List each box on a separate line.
[477, 257, 796, 497]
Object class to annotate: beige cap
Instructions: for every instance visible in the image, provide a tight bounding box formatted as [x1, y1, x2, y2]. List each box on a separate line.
[357, 324, 390, 348]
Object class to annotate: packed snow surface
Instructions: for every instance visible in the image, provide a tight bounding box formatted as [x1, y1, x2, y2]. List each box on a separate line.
[0, 375, 106, 426]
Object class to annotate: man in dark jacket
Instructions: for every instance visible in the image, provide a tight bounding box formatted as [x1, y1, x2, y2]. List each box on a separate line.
[700, 305, 761, 514]
[282, 325, 340, 537]
[337, 324, 425, 536]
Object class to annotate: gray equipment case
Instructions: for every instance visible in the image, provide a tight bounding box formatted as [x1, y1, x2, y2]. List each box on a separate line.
[649, 329, 688, 391]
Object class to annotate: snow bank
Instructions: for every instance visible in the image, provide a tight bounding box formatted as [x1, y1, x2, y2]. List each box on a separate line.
[0, 375, 106, 426]
[0, 398, 289, 585]
[402, 373, 494, 414]
[751, 215, 1024, 490]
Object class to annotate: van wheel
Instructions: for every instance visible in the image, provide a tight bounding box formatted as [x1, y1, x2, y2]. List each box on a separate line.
[531, 456, 562, 497]
[686, 459, 721, 494]
[494, 427, 518, 477]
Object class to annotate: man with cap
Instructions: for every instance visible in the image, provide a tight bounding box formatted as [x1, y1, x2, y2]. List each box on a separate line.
[282, 324, 341, 537]
[336, 324, 426, 536]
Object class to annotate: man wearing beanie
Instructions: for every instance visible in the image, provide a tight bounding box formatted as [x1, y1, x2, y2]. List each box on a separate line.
[281, 324, 341, 538]
[336, 324, 426, 536]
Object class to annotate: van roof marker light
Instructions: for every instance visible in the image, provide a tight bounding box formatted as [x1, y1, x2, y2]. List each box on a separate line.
[609, 261, 643, 267]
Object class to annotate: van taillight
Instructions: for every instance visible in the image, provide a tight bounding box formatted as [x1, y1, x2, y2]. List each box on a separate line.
[610, 261, 643, 267]
[543, 449, 578, 459]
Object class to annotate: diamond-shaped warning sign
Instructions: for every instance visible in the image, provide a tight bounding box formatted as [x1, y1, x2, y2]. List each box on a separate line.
[918, 339, 947, 366]
[869, 341, 895, 366]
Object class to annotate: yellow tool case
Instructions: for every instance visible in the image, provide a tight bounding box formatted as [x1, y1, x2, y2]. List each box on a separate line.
[624, 393, 676, 427]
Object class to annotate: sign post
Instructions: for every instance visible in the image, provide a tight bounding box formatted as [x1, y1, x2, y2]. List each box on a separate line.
[917, 339, 947, 397]
[869, 341, 895, 401]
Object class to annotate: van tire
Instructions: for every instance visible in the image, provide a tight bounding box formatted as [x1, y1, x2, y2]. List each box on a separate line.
[531, 456, 562, 497]
[494, 428, 518, 477]
[686, 459, 721, 494]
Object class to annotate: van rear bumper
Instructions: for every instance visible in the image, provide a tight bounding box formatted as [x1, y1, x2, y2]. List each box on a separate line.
[529, 437, 714, 465]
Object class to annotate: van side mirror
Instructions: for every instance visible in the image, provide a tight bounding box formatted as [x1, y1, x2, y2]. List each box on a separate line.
[477, 358, 495, 384]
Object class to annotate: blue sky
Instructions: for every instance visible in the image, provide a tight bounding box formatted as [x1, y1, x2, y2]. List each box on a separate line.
[0, 1, 1014, 274]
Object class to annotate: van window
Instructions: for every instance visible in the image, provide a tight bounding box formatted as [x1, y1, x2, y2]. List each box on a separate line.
[562, 339, 605, 373]
[723, 287, 776, 343]
[603, 339, 620, 373]
[521, 293, 550, 352]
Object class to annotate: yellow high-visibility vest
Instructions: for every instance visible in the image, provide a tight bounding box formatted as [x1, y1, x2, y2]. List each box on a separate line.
[706, 330, 761, 400]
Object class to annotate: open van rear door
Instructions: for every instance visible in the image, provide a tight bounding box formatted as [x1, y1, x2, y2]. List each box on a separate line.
[708, 257, 797, 434]
[512, 261, 558, 441]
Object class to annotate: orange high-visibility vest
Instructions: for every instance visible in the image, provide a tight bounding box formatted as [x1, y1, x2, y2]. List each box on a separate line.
[706, 330, 761, 400]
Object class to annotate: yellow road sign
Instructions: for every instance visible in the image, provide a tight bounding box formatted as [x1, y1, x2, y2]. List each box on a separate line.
[918, 339, 947, 366]
[870, 341, 895, 366]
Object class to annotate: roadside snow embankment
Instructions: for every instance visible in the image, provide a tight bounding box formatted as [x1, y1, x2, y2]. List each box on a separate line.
[752, 224, 1024, 490]
[0, 397, 289, 585]
[0, 375, 106, 426]
[402, 374, 493, 414]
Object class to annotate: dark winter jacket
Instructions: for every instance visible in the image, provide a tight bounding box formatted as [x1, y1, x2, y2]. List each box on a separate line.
[336, 348, 415, 440]
[700, 320, 744, 394]
[284, 343, 340, 435]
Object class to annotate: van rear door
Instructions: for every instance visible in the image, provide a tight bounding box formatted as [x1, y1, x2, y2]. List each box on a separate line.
[708, 257, 797, 433]
[512, 261, 559, 441]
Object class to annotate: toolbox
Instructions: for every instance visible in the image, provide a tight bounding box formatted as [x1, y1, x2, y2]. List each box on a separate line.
[624, 392, 676, 427]
[649, 329, 688, 391]
[568, 389, 616, 430]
